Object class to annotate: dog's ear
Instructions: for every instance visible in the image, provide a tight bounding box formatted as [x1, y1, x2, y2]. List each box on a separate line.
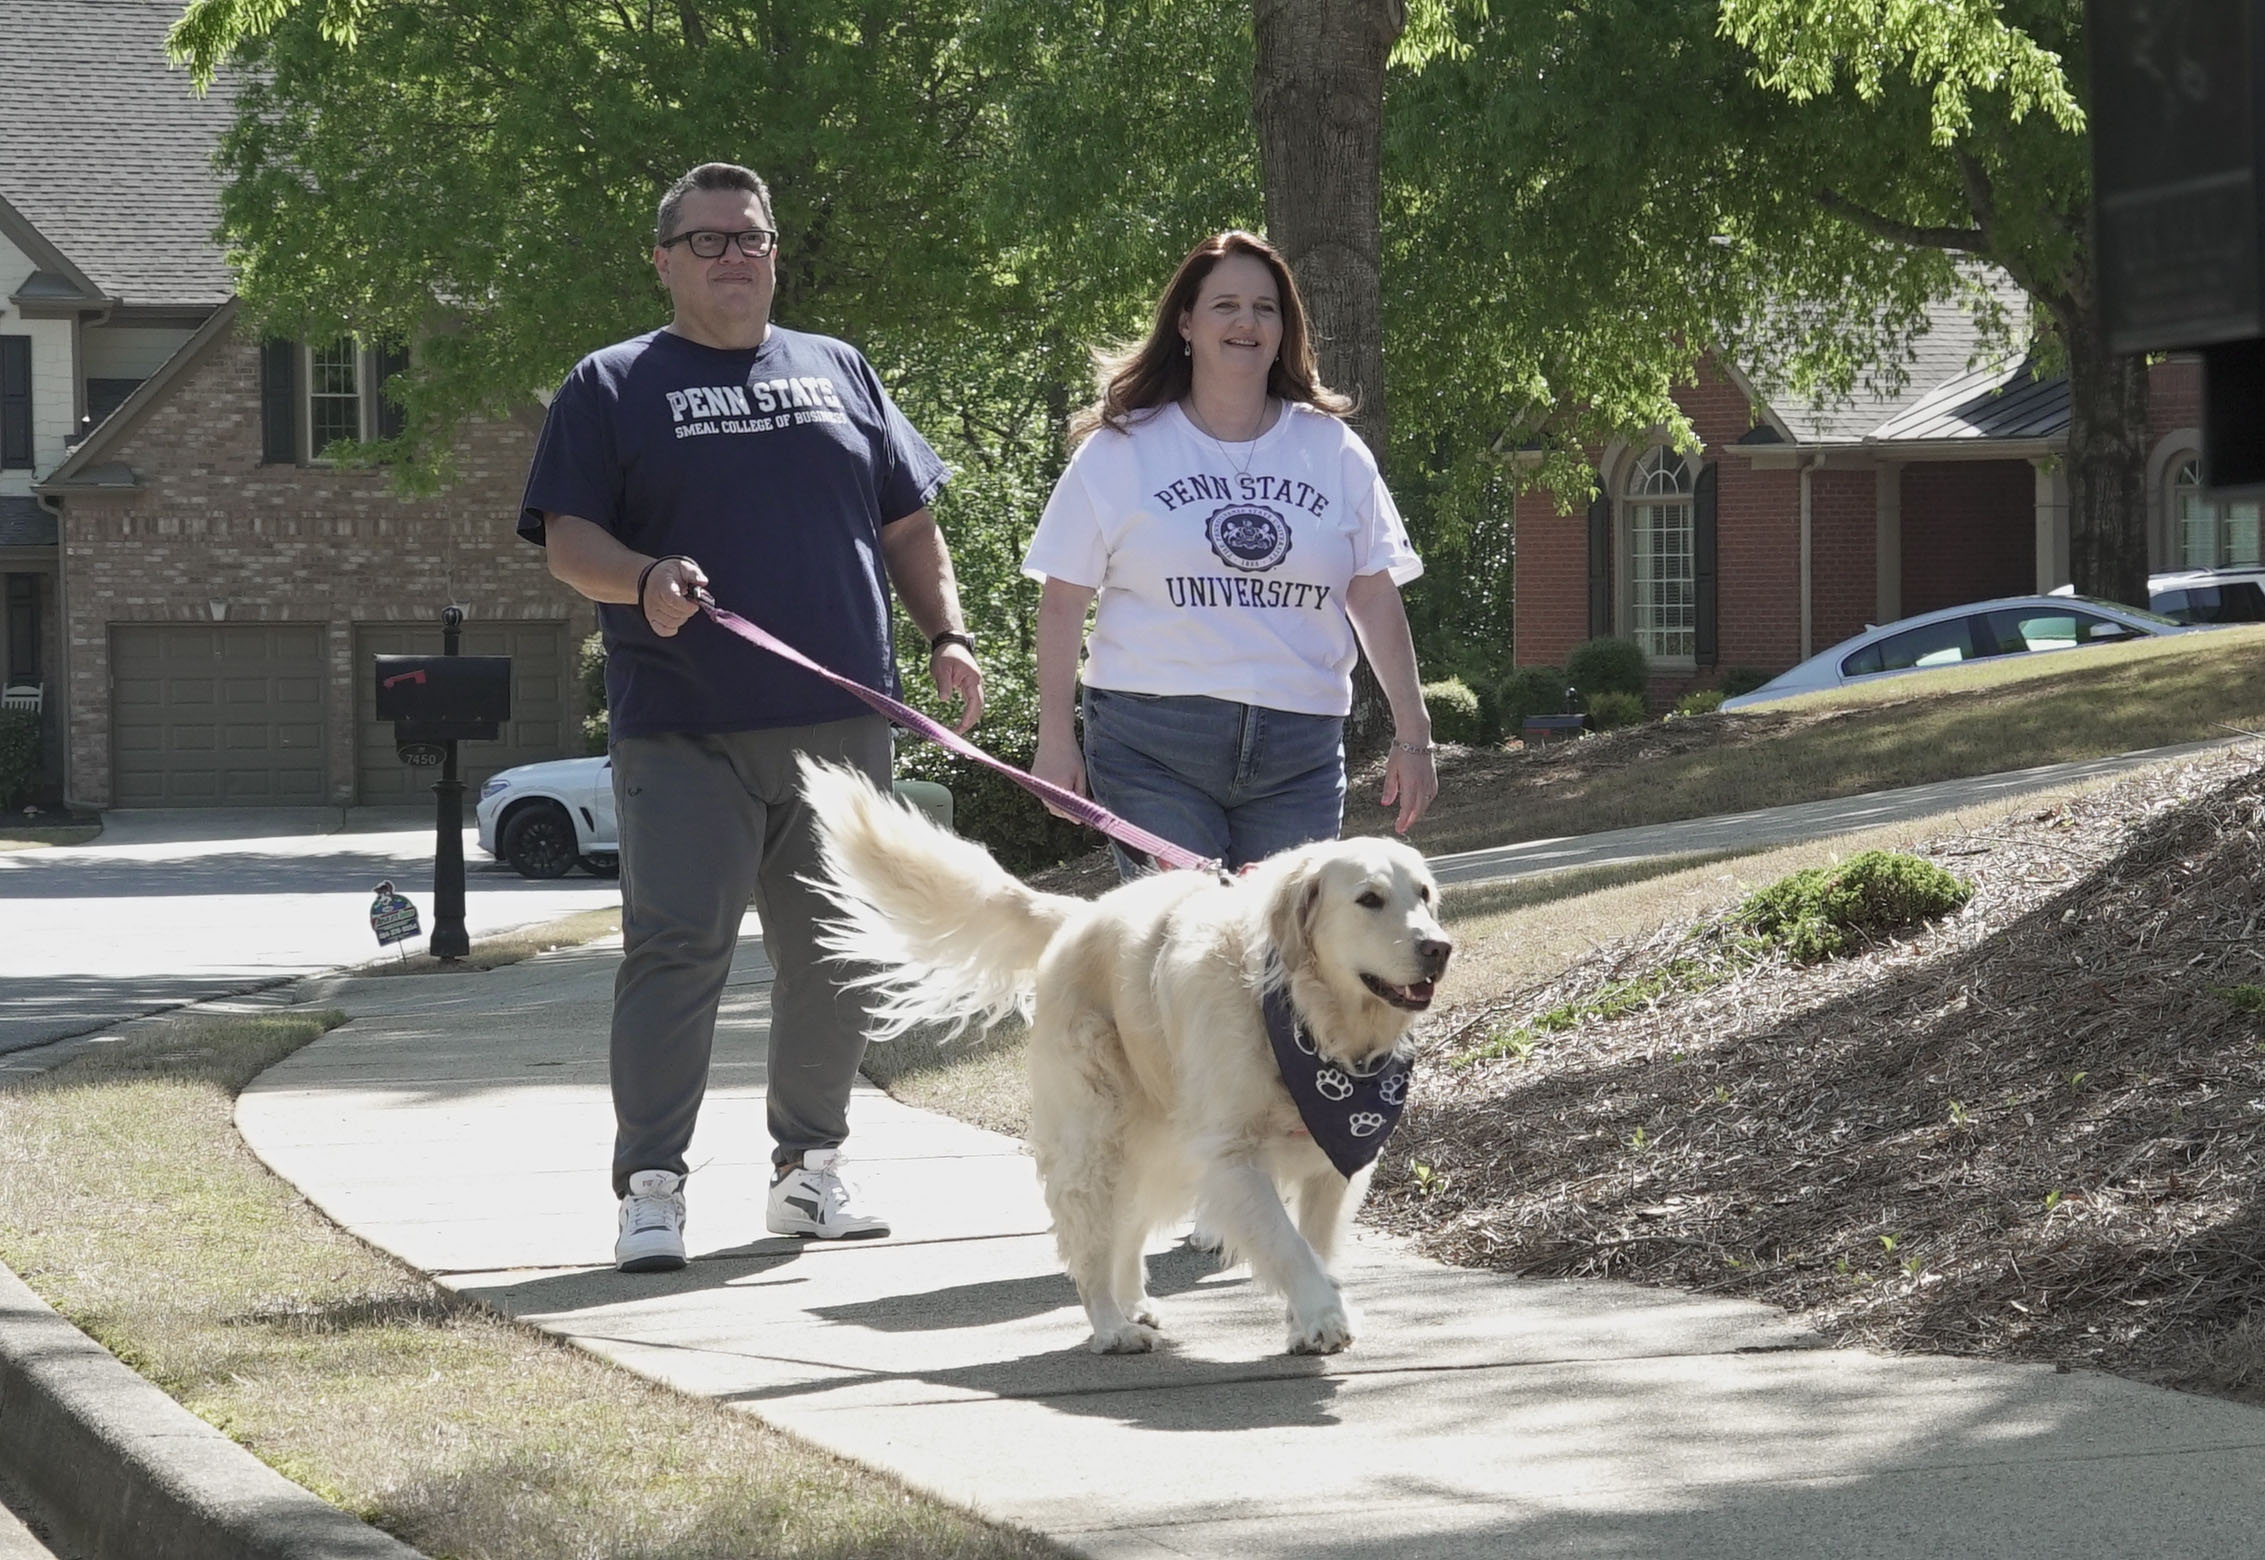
[1265, 854, 1327, 977]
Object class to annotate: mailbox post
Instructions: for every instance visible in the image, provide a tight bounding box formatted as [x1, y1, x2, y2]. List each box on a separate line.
[373, 609, 512, 960]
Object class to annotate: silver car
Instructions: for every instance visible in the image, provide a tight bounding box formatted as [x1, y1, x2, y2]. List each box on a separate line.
[476, 755, 955, 879]
[1721, 594, 2203, 711]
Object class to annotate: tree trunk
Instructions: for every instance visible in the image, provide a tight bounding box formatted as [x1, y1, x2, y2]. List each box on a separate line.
[1252, 0, 1404, 752]
[2057, 302, 2152, 608]
[1252, 0, 1402, 458]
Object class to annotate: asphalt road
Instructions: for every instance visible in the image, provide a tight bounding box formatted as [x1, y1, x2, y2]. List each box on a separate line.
[2, 738, 2241, 1059]
[0, 806, 620, 1055]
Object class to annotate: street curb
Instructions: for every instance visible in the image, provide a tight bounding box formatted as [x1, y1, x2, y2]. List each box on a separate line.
[0, 1262, 425, 1560]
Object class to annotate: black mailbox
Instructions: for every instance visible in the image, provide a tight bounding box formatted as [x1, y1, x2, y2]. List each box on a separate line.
[375, 655, 513, 745]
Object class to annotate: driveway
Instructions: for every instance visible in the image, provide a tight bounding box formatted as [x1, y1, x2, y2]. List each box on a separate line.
[0, 806, 618, 1054]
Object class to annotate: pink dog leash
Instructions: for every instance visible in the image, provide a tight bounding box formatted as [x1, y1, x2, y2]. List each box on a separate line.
[693, 595, 1216, 874]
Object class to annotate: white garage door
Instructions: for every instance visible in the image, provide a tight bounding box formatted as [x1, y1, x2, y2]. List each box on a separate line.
[110, 624, 328, 805]
[354, 621, 574, 803]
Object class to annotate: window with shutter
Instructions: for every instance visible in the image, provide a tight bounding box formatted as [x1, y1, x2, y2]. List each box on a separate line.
[1625, 445, 1697, 661]
[260, 338, 297, 464]
[0, 337, 32, 470]
[374, 342, 410, 440]
[1586, 485, 1611, 638]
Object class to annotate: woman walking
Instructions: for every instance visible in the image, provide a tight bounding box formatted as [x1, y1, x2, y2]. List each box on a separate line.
[1025, 230, 1437, 875]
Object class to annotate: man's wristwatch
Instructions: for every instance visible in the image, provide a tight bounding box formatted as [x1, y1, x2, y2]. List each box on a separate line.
[929, 630, 976, 656]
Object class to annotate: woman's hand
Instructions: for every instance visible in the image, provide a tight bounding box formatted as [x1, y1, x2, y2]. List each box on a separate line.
[1032, 728, 1089, 820]
[1378, 741, 1438, 835]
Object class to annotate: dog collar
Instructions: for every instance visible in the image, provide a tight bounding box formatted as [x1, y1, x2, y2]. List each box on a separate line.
[1261, 980, 1413, 1178]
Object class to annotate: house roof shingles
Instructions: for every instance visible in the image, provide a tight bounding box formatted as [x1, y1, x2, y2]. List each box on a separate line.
[1739, 273, 2058, 450]
[0, 0, 235, 309]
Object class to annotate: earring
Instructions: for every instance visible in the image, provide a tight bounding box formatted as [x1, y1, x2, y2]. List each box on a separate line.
[1182, 341, 1190, 357]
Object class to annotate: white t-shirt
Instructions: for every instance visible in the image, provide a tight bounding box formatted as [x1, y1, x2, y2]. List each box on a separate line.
[1022, 401, 1422, 717]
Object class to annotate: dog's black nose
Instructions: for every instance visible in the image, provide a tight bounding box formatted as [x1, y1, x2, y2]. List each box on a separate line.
[1417, 938, 1452, 978]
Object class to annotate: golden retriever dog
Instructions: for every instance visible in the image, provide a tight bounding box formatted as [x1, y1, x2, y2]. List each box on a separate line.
[798, 758, 1451, 1356]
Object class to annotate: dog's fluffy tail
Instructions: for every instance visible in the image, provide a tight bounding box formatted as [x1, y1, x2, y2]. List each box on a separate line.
[798, 756, 1080, 1039]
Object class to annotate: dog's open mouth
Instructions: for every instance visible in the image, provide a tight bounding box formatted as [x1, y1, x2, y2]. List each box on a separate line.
[1361, 974, 1435, 1011]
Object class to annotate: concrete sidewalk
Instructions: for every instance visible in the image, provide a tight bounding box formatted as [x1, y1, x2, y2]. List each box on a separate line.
[239, 928, 2265, 1560]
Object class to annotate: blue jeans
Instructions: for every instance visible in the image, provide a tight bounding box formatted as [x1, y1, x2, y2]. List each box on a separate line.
[1081, 687, 1346, 877]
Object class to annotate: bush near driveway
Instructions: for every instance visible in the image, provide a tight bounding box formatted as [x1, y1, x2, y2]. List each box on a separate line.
[1422, 677, 1488, 746]
[1565, 636, 1649, 701]
[0, 709, 39, 808]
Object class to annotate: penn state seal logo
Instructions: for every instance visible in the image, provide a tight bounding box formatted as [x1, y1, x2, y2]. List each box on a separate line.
[1205, 504, 1292, 573]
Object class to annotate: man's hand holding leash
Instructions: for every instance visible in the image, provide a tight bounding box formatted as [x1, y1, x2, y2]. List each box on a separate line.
[636, 554, 709, 638]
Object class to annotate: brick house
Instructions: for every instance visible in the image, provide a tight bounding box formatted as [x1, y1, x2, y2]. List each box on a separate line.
[2, 0, 592, 809]
[1513, 297, 2244, 704]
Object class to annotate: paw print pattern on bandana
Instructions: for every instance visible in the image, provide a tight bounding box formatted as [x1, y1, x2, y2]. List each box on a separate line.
[1261, 977, 1415, 1178]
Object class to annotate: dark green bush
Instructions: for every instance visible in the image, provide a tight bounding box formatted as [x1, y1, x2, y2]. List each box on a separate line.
[578, 631, 609, 753]
[1719, 666, 1773, 698]
[1565, 636, 1649, 699]
[1421, 677, 1486, 746]
[1497, 666, 1573, 733]
[0, 709, 39, 809]
[1673, 688, 1726, 716]
[1738, 850, 1972, 963]
[1585, 690, 1649, 731]
[889, 680, 1088, 875]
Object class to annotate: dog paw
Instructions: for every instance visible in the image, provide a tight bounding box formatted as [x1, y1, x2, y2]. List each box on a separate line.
[1088, 1320, 1165, 1354]
[1285, 1302, 1355, 1355]
[1129, 1301, 1164, 1331]
[1184, 1225, 1225, 1256]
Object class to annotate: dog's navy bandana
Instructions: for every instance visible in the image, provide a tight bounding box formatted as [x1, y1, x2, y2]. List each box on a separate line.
[1262, 982, 1414, 1178]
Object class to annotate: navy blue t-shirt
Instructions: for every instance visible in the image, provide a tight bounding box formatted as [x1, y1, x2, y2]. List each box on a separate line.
[517, 326, 947, 737]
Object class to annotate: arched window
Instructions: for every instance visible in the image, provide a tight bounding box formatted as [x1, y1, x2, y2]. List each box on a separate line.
[1625, 445, 1695, 660]
[2174, 459, 2263, 568]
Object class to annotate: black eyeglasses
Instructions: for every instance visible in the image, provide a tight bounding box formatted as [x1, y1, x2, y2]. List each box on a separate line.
[660, 228, 777, 259]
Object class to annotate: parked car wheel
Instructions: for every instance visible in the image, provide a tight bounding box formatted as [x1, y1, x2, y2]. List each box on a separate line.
[578, 852, 620, 878]
[501, 802, 579, 879]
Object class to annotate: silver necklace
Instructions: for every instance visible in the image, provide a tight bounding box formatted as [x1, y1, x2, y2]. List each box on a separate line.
[1187, 397, 1272, 478]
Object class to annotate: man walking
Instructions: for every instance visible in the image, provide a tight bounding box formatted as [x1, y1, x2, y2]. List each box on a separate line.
[519, 162, 984, 1271]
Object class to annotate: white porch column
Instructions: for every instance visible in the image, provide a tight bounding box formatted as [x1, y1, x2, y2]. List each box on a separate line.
[2033, 457, 2070, 592]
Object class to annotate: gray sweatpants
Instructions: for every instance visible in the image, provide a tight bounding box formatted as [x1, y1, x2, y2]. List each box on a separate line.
[607, 717, 891, 1198]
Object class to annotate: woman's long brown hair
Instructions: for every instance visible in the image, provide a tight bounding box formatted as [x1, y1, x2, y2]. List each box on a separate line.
[1069, 230, 1352, 445]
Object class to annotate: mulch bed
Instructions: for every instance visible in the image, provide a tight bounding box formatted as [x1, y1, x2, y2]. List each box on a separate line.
[1369, 745, 2265, 1401]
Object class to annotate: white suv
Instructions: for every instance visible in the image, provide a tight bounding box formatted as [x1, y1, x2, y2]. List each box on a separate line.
[475, 755, 952, 879]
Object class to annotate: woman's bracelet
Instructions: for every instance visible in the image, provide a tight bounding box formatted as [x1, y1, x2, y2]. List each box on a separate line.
[1393, 739, 1436, 756]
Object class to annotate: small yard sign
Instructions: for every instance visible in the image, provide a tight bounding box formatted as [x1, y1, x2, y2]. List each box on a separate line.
[370, 880, 423, 949]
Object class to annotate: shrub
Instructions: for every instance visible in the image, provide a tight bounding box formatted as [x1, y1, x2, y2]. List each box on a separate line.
[1738, 850, 1972, 963]
[1420, 677, 1486, 746]
[0, 709, 38, 809]
[1565, 636, 1649, 699]
[1584, 690, 1649, 731]
[1497, 666, 1573, 733]
[578, 631, 609, 753]
[889, 680, 1088, 876]
[1719, 666, 1772, 698]
[1673, 688, 1725, 716]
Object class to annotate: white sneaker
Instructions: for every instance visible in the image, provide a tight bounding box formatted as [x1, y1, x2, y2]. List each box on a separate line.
[766, 1148, 889, 1239]
[615, 1169, 687, 1272]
